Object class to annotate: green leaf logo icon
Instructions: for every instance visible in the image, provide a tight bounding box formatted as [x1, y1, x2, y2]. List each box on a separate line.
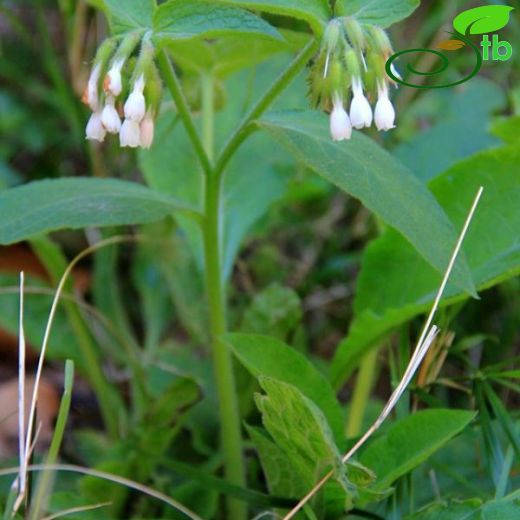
[453, 5, 514, 35]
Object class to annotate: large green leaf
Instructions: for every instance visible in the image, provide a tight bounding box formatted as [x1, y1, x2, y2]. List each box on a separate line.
[219, 0, 330, 34]
[330, 146, 520, 386]
[0, 178, 198, 245]
[103, 0, 154, 34]
[225, 333, 344, 442]
[453, 5, 515, 36]
[258, 110, 475, 296]
[360, 409, 476, 491]
[335, 0, 420, 28]
[153, 0, 282, 43]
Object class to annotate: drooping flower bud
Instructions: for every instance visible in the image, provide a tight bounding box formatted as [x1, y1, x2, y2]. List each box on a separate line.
[120, 119, 141, 148]
[101, 96, 122, 134]
[124, 75, 146, 122]
[85, 111, 106, 142]
[349, 78, 372, 129]
[83, 63, 102, 111]
[374, 83, 395, 131]
[139, 111, 155, 149]
[104, 58, 125, 97]
[330, 94, 352, 141]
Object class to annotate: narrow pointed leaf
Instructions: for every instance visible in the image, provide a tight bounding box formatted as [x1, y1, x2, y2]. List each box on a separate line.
[258, 110, 475, 297]
[0, 178, 199, 245]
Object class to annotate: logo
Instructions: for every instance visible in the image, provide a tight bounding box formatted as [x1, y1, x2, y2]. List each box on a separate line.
[386, 5, 514, 89]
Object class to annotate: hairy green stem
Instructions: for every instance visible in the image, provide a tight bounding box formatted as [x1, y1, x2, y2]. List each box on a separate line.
[201, 70, 247, 519]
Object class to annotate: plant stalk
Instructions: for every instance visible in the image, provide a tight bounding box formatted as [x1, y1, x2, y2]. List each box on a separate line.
[201, 71, 246, 519]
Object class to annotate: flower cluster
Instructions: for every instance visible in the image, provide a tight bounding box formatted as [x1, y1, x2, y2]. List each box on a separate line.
[83, 33, 161, 149]
[308, 18, 399, 141]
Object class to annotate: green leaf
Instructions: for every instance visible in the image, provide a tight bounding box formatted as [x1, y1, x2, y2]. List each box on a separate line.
[218, 0, 331, 34]
[240, 283, 302, 341]
[153, 0, 283, 43]
[0, 178, 199, 245]
[258, 110, 475, 296]
[491, 115, 520, 146]
[255, 377, 351, 493]
[405, 499, 482, 520]
[247, 425, 309, 498]
[453, 5, 514, 36]
[335, 0, 420, 28]
[165, 30, 304, 78]
[330, 146, 520, 386]
[103, 0, 154, 34]
[225, 333, 344, 442]
[405, 491, 520, 520]
[360, 409, 476, 491]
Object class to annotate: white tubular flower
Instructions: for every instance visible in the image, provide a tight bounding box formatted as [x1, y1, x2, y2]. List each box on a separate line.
[120, 119, 141, 148]
[101, 96, 122, 134]
[374, 83, 396, 131]
[124, 75, 146, 122]
[104, 58, 125, 97]
[349, 78, 373, 129]
[85, 111, 106, 142]
[330, 94, 352, 141]
[140, 112, 154, 149]
[83, 63, 101, 111]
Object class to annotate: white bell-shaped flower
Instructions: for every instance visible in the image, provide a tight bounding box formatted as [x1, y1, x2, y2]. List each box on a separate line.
[330, 94, 352, 141]
[374, 83, 396, 131]
[104, 58, 125, 97]
[349, 78, 373, 129]
[83, 63, 101, 111]
[85, 111, 106, 142]
[120, 119, 141, 148]
[140, 112, 154, 149]
[124, 75, 146, 122]
[101, 96, 121, 134]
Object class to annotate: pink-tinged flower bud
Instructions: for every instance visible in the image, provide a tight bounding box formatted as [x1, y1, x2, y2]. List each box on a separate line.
[120, 119, 141, 148]
[124, 75, 146, 122]
[349, 78, 373, 129]
[82, 63, 101, 111]
[104, 58, 125, 97]
[374, 84, 396, 131]
[101, 96, 121, 134]
[85, 111, 106, 142]
[140, 112, 154, 149]
[330, 94, 352, 141]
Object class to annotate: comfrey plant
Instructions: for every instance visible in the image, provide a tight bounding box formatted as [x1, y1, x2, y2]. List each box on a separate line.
[83, 32, 161, 149]
[309, 17, 398, 140]
[3, 1, 520, 520]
